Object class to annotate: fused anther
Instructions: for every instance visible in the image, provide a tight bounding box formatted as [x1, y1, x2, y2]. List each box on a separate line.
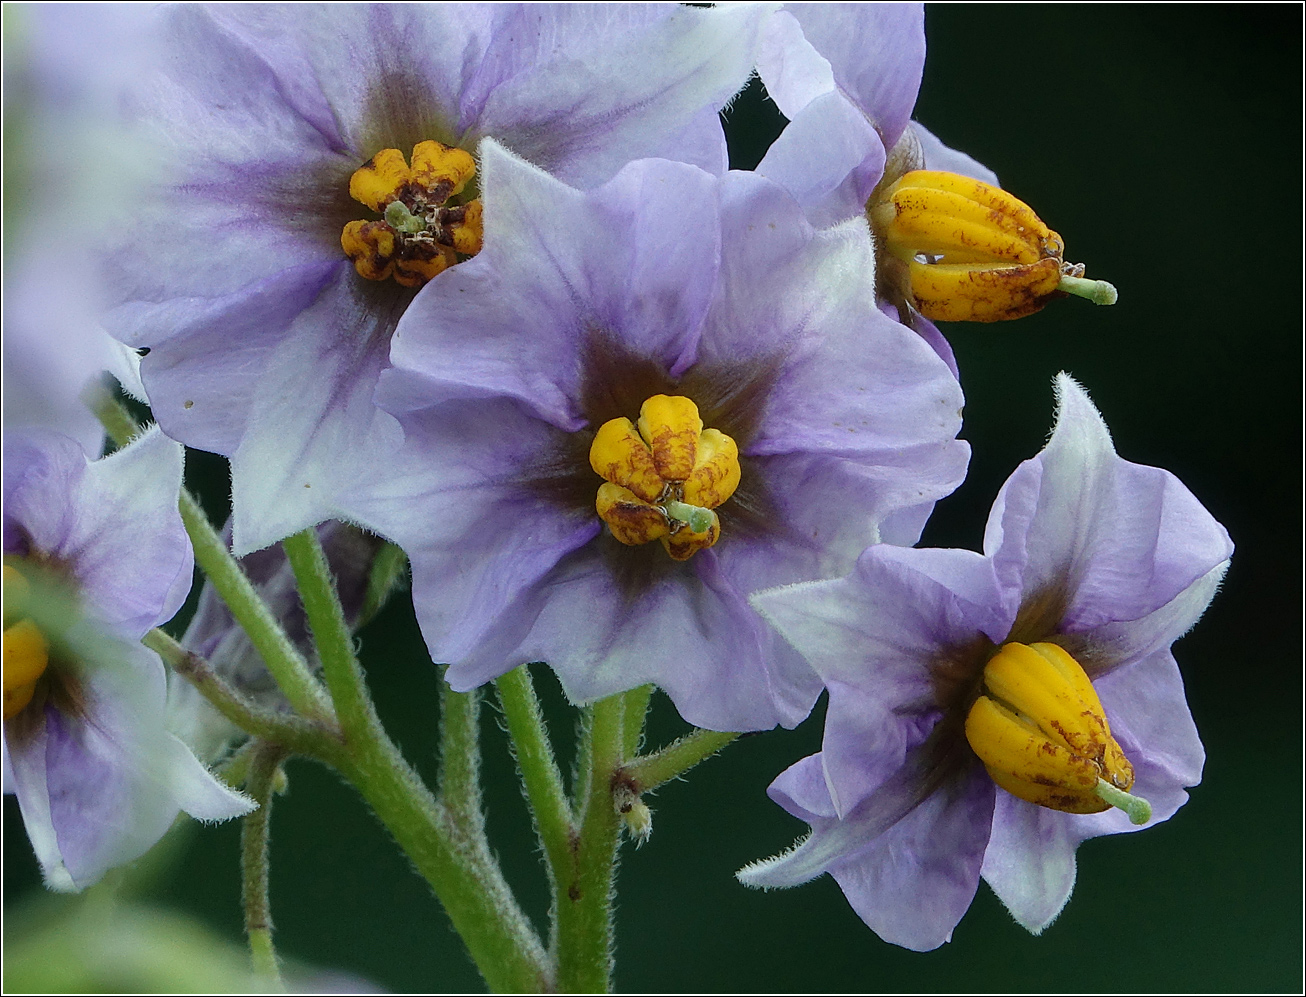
[340, 140, 484, 288]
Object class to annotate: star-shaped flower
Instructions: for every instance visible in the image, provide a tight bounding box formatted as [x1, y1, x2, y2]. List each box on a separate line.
[742, 375, 1232, 948]
[103, 3, 769, 554]
[3, 428, 252, 891]
[342, 139, 968, 732]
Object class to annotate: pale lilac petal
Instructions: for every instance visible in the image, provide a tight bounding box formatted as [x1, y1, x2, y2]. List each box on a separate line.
[985, 374, 1234, 632]
[1092, 648, 1205, 819]
[904, 310, 960, 380]
[831, 770, 993, 951]
[754, 546, 1005, 814]
[3, 431, 86, 559]
[755, 8, 835, 119]
[744, 748, 994, 952]
[701, 175, 964, 468]
[913, 121, 1000, 186]
[781, 3, 925, 149]
[476, 3, 766, 188]
[1086, 560, 1229, 667]
[345, 397, 598, 663]
[8, 638, 251, 891]
[981, 794, 1078, 934]
[755, 90, 885, 227]
[448, 543, 822, 732]
[6, 715, 75, 891]
[131, 262, 341, 456]
[229, 274, 404, 555]
[3, 428, 192, 637]
[647, 106, 729, 176]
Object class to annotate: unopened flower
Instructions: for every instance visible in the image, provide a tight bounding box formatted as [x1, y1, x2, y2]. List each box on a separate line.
[342, 139, 967, 732]
[741, 375, 1232, 948]
[102, 3, 769, 554]
[3, 428, 252, 891]
[170, 521, 387, 762]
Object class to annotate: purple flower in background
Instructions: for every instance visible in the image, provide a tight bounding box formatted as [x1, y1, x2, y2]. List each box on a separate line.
[102, 2, 769, 555]
[342, 139, 967, 732]
[741, 375, 1232, 949]
[3, 428, 252, 891]
[2, 4, 155, 454]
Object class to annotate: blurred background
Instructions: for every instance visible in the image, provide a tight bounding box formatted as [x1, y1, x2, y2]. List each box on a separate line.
[5, 5, 1301, 992]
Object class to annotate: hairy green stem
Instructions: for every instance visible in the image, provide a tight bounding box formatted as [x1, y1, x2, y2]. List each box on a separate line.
[179, 498, 333, 722]
[242, 743, 288, 988]
[281, 530, 373, 739]
[334, 733, 552, 992]
[621, 684, 654, 758]
[623, 729, 740, 793]
[285, 530, 549, 990]
[494, 667, 576, 892]
[144, 629, 341, 760]
[439, 681, 485, 837]
[556, 695, 625, 993]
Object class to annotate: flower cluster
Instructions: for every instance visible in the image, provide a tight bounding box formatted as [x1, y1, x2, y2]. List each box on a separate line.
[3, 1, 1228, 965]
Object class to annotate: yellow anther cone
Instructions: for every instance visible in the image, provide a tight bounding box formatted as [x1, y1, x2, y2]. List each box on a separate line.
[589, 395, 741, 560]
[869, 169, 1113, 322]
[965, 642, 1137, 815]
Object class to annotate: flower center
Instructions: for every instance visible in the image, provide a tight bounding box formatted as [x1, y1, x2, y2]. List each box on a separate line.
[964, 641, 1151, 824]
[588, 394, 741, 561]
[340, 141, 484, 288]
[3, 564, 49, 720]
[867, 170, 1117, 322]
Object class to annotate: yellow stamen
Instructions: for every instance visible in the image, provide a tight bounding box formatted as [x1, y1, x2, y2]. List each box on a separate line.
[340, 140, 482, 288]
[589, 395, 741, 561]
[964, 642, 1146, 820]
[4, 565, 49, 720]
[868, 170, 1116, 322]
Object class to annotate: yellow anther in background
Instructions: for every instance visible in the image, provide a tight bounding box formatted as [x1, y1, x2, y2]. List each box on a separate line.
[4, 565, 49, 720]
[341, 221, 398, 282]
[450, 201, 484, 256]
[868, 170, 1115, 322]
[589, 395, 741, 560]
[965, 642, 1142, 817]
[661, 512, 719, 562]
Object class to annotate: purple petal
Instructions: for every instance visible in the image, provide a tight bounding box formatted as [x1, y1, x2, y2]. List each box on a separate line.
[985, 374, 1234, 635]
[980, 793, 1079, 934]
[755, 90, 885, 227]
[128, 261, 340, 456]
[383, 141, 721, 429]
[228, 272, 404, 555]
[4, 428, 192, 637]
[8, 638, 251, 891]
[761, 3, 925, 148]
[744, 746, 994, 952]
[913, 121, 1000, 186]
[753, 545, 1006, 814]
[475, 4, 766, 188]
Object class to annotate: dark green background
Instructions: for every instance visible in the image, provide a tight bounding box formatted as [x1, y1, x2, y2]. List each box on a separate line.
[5, 6, 1301, 992]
